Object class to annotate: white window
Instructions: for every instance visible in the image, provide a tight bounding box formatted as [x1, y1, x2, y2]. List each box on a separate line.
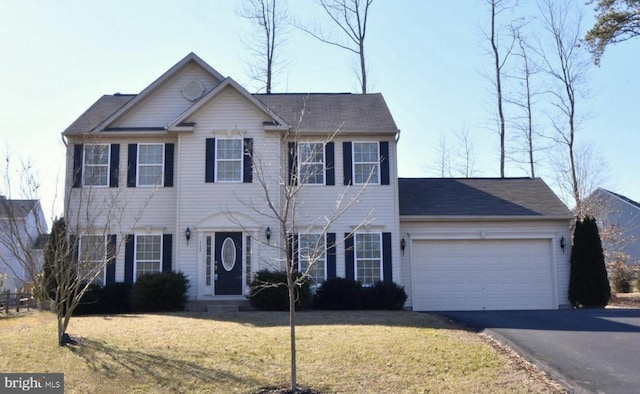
[135, 235, 162, 279]
[298, 142, 325, 185]
[83, 144, 110, 186]
[298, 233, 326, 285]
[353, 142, 379, 185]
[355, 233, 382, 286]
[79, 235, 106, 285]
[216, 139, 243, 182]
[138, 144, 164, 186]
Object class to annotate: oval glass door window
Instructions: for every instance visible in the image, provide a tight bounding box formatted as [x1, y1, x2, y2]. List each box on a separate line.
[221, 237, 236, 271]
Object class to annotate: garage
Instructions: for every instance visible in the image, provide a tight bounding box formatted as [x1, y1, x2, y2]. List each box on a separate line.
[411, 238, 555, 311]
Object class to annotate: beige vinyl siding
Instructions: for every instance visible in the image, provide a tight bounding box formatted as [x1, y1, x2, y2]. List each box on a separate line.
[113, 62, 222, 128]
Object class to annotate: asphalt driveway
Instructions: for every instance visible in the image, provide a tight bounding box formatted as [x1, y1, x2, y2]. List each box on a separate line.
[439, 309, 640, 394]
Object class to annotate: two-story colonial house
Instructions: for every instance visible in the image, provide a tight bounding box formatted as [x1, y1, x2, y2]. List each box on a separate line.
[63, 53, 573, 311]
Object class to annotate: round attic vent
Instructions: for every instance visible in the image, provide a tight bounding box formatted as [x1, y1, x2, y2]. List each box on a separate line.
[181, 79, 205, 101]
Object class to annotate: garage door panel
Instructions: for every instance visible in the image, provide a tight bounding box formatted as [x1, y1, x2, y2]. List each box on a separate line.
[413, 239, 554, 311]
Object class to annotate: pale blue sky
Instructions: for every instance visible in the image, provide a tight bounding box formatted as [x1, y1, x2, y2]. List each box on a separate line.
[1, 1, 638, 220]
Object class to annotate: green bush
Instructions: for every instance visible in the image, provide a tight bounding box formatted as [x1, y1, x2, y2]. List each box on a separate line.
[98, 282, 133, 313]
[362, 281, 408, 310]
[313, 277, 363, 310]
[72, 283, 102, 315]
[131, 272, 190, 313]
[248, 270, 311, 311]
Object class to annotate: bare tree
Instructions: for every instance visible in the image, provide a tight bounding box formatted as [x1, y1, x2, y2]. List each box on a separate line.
[296, 0, 374, 93]
[537, 0, 592, 215]
[230, 106, 377, 391]
[484, 0, 518, 178]
[429, 128, 478, 178]
[237, 0, 289, 93]
[505, 23, 546, 177]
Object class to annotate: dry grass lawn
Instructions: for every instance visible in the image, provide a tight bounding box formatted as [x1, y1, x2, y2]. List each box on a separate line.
[0, 310, 564, 393]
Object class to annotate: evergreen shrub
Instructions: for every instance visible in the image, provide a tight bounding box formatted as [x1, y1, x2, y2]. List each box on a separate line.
[131, 272, 190, 312]
[248, 270, 311, 311]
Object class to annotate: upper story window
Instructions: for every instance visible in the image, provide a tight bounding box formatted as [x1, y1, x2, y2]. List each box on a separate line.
[353, 142, 380, 185]
[299, 142, 325, 185]
[216, 138, 243, 182]
[355, 232, 382, 286]
[137, 144, 164, 186]
[83, 144, 110, 186]
[298, 233, 326, 285]
[135, 234, 162, 280]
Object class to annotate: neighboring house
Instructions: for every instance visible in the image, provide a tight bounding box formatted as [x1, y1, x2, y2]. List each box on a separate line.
[0, 196, 48, 292]
[61, 53, 572, 311]
[584, 188, 640, 265]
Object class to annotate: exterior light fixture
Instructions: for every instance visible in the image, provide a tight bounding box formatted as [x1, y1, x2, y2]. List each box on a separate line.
[560, 236, 565, 253]
[185, 227, 191, 245]
[266, 226, 271, 244]
[400, 238, 406, 255]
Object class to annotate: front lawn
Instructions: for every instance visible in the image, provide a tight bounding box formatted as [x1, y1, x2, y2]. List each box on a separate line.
[0, 311, 562, 393]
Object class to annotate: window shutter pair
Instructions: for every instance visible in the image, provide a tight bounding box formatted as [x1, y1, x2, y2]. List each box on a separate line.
[287, 142, 335, 186]
[342, 141, 390, 185]
[72, 144, 120, 188]
[124, 234, 173, 283]
[205, 138, 253, 183]
[344, 232, 393, 282]
[126, 143, 174, 187]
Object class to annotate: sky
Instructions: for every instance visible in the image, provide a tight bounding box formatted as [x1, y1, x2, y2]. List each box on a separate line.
[1, 0, 639, 222]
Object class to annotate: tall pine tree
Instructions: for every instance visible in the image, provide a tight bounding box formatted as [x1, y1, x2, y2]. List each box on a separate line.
[568, 216, 610, 308]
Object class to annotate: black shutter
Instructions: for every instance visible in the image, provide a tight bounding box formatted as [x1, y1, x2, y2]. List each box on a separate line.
[127, 144, 137, 187]
[205, 138, 215, 183]
[380, 141, 390, 185]
[325, 142, 335, 186]
[345, 233, 354, 280]
[109, 144, 120, 188]
[72, 144, 83, 188]
[382, 232, 392, 282]
[326, 232, 336, 279]
[164, 143, 174, 187]
[124, 234, 134, 283]
[288, 142, 297, 186]
[162, 234, 172, 273]
[243, 138, 253, 183]
[343, 142, 352, 185]
[106, 234, 117, 285]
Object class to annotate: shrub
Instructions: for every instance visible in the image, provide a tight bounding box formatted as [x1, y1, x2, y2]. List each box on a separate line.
[72, 283, 102, 315]
[98, 282, 133, 314]
[131, 272, 190, 313]
[610, 263, 633, 293]
[248, 270, 311, 311]
[313, 277, 363, 310]
[362, 281, 408, 310]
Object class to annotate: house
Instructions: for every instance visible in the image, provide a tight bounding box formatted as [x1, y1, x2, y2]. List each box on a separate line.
[61, 53, 572, 311]
[0, 196, 48, 292]
[584, 188, 640, 265]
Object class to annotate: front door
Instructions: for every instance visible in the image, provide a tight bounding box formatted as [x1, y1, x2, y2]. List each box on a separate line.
[214, 232, 243, 295]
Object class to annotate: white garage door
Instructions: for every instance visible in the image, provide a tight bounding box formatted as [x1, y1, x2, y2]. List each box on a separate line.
[412, 239, 555, 311]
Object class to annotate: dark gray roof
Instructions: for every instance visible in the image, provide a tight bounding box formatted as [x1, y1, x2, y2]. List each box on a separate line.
[255, 93, 398, 132]
[399, 178, 572, 217]
[599, 188, 640, 210]
[63, 94, 135, 135]
[63, 92, 398, 135]
[0, 198, 39, 219]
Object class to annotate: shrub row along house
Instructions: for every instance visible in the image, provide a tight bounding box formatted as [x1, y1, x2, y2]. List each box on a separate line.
[62, 53, 573, 311]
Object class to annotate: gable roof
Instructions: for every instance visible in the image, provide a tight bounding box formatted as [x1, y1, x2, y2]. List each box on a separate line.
[62, 53, 399, 136]
[255, 93, 398, 133]
[591, 188, 640, 210]
[399, 178, 572, 219]
[0, 198, 40, 219]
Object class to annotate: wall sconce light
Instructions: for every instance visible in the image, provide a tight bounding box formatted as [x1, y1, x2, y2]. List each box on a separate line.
[185, 227, 191, 245]
[266, 226, 271, 244]
[560, 236, 566, 253]
[400, 238, 406, 255]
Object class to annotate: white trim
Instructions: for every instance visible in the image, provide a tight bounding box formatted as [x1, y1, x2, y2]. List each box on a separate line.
[354, 232, 383, 285]
[136, 143, 165, 187]
[298, 141, 326, 186]
[133, 233, 163, 282]
[352, 141, 380, 185]
[215, 138, 244, 183]
[83, 143, 111, 187]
